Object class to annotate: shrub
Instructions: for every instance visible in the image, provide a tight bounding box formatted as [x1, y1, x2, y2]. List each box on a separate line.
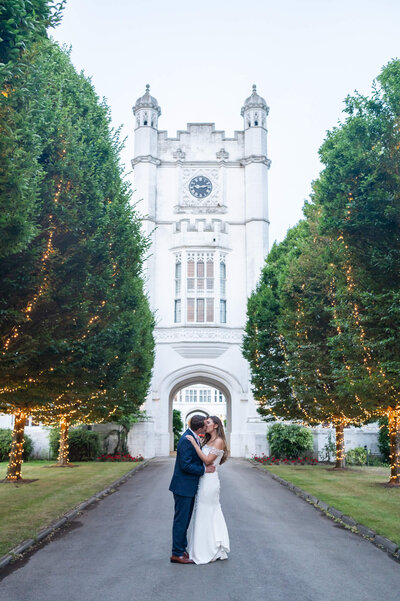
[378, 417, 390, 462]
[173, 409, 184, 450]
[267, 423, 314, 459]
[0, 428, 33, 461]
[368, 454, 389, 467]
[346, 447, 367, 465]
[49, 426, 101, 461]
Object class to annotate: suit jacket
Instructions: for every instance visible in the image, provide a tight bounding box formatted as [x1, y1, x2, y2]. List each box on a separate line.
[169, 429, 205, 497]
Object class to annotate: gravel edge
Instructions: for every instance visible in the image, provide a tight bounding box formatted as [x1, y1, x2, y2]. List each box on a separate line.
[250, 460, 400, 562]
[0, 459, 152, 570]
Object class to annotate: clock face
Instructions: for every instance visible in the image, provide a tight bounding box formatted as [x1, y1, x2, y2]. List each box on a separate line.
[189, 175, 212, 199]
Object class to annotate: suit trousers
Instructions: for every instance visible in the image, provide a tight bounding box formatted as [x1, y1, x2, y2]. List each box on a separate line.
[172, 493, 195, 556]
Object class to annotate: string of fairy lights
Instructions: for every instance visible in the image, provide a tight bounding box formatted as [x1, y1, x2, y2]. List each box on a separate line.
[335, 191, 400, 479]
[251, 198, 400, 476]
[2, 168, 124, 479]
[6, 411, 27, 481]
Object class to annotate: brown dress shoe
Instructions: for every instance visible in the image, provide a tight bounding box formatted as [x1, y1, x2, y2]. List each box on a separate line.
[183, 551, 189, 558]
[170, 554, 194, 564]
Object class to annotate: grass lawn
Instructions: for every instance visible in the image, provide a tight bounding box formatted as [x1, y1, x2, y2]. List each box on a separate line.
[0, 460, 142, 557]
[263, 464, 400, 545]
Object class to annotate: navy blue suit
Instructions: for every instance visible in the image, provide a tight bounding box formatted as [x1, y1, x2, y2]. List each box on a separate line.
[169, 429, 205, 556]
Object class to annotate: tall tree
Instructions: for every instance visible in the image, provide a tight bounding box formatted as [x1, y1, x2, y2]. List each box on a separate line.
[244, 211, 371, 468]
[279, 206, 372, 467]
[314, 60, 400, 484]
[0, 40, 154, 478]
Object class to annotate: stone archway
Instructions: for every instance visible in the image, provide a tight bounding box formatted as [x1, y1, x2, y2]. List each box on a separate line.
[169, 379, 231, 452]
[167, 365, 239, 453]
[128, 362, 265, 458]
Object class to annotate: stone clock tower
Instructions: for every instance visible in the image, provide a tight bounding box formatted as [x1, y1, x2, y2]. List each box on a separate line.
[128, 85, 270, 457]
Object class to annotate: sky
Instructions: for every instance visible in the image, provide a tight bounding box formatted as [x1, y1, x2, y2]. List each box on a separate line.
[52, 0, 400, 245]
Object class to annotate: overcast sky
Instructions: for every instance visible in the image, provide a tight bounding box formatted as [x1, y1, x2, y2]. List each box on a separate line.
[52, 0, 400, 245]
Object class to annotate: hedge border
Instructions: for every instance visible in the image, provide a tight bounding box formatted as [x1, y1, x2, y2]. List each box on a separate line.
[0, 458, 152, 570]
[250, 460, 400, 562]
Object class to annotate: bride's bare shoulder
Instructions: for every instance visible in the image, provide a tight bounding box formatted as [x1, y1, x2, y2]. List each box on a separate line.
[210, 438, 225, 450]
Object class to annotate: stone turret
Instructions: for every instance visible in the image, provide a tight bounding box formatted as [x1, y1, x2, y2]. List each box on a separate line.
[241, 84, 269, 129]
[133, 84, 161, 129]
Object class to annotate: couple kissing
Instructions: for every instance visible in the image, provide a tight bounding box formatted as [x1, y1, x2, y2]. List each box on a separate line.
[169, 414, 230, 565]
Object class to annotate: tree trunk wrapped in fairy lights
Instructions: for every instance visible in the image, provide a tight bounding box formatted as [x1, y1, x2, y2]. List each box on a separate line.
[334, 423, 345, 469]
[388, 407, 400, 486]
[6, 411, 26, 481]
[57, 417, 70, 466]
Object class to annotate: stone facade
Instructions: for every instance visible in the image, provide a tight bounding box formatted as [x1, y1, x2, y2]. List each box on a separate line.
[128, 85, 271, 457]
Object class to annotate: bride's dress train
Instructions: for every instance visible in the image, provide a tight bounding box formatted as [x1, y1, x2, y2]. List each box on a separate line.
[187, 445, 230, 564]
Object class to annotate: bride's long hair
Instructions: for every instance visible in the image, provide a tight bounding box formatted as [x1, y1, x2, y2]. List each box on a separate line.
[203, 416, 229, 465]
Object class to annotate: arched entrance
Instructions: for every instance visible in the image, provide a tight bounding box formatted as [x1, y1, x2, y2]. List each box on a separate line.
[169, 375, 232, 453]
[127, 362, 267, 459]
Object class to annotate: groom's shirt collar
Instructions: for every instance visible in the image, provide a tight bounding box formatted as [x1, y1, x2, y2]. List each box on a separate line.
[189, 428, 200, 446]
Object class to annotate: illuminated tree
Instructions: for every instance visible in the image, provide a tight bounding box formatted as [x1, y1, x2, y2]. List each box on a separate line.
[0, 40, 154, 478]
[244, 211, 371, 468]
[279, 207, 373, 467]
[314, 60, 400, 484]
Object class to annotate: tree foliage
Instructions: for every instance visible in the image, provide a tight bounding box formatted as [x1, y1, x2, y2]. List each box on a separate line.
[244, 60, 400, 481]
[0, 39, 154, 477]
[0, 0, 64, 257]
[314, 59, 400, 483]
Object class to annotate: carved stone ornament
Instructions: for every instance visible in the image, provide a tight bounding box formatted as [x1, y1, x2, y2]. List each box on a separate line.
[173, 148, 186, 160]
[216, 148, 229, 160]
[154, 327, 243, 344]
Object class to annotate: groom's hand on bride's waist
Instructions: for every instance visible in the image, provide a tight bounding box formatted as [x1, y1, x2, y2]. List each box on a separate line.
[205, 465, 216, 473]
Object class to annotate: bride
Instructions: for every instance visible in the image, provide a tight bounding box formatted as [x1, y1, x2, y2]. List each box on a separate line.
[185, 416, 230, 564]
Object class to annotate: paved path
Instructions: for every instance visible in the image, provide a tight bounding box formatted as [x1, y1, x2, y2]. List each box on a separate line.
[1, 458, 400, 601]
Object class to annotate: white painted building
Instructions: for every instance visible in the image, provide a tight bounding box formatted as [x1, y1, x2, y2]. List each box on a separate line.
[128, 85, 271, 457]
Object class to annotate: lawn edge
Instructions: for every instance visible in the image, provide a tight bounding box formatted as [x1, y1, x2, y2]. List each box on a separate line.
[249, 460, 400, 562]
[0, 458, 152, 570]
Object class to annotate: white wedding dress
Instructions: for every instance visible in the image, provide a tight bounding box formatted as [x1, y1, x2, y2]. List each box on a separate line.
[187, 445, 230, 564]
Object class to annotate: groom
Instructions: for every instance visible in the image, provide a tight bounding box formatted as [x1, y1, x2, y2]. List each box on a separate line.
[169, 414, 215, 564]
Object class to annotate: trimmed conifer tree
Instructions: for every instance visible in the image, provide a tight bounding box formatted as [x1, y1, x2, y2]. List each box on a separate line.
[0, 39, 154, 478]
[314, 60, 400, 484]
